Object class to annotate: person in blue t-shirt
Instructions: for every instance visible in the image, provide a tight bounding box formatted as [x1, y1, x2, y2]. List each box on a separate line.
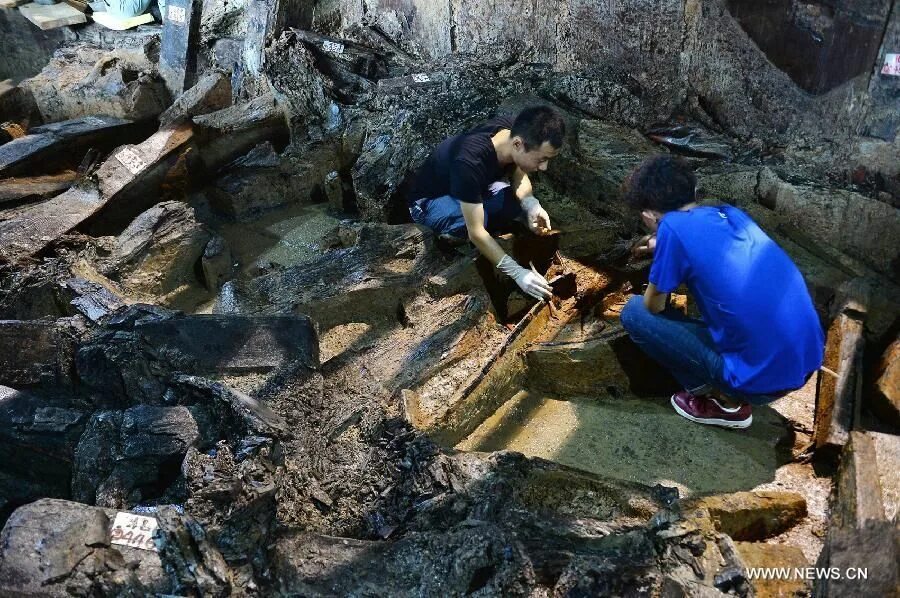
[619, 155, 824, 429]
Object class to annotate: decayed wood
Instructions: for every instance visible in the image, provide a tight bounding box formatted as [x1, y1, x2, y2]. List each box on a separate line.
[0, 320, 76, 387]
[134, 314, 319, 373]
[0, 184, 103, 262]
[0, 116, 146, 178]
[0, 125, 193, 262]
[428, 300, 557, 447]
[813, 311, 864, 451]
[0, 171, 78, 206]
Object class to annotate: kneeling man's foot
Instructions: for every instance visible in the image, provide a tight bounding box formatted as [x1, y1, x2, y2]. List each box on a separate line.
[670, 391, 752, 429]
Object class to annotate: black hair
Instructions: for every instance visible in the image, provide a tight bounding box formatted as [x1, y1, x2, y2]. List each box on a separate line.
[510, 106, 566, 151]
[623, 155, 697, 213]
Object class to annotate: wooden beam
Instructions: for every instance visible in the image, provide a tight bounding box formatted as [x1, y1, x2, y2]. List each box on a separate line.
[18, 2, 86, 30]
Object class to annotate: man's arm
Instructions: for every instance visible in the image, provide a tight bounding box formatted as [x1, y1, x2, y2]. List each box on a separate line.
[461, 201, 507, 265]
[510, 167, 551, 234]
[643, 282, 668, 314]
[510, 166, 533, 200]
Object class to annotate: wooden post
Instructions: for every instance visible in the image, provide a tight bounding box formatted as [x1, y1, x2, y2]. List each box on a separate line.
[159, 0, 202, 99]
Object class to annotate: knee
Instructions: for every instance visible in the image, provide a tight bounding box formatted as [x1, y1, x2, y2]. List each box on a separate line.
[620, 295, 647, 334]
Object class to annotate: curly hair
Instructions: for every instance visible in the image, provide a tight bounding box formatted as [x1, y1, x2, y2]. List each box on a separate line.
[510, 106, 566, 151]
[623, 155, 697, 213]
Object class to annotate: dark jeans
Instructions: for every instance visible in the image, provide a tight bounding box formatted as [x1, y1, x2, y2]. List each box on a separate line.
[409, 187, 523, 238]
[620, 296, 782, 405]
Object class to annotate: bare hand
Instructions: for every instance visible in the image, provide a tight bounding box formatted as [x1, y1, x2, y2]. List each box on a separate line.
[640, 210, 660, 233]
[632, 233, 656, 257]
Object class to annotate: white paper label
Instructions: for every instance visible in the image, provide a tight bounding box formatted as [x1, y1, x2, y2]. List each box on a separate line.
[116, 147, 147, 175]
[412, 73, 431, 83]
[882, 53, 900, 76]
[167, 5, 186, 24]
[110, 512, 159, 551]
[322, 40, 344, 54]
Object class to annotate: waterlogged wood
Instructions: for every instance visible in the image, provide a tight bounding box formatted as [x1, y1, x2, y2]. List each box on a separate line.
[0, 185, 102, 261]
[135, 313, 319, 373]
[428, 301, 556, 447]
[0, 320, 76, 387]
[0, 115, 140, 178]
[159, 0, 201, 97]
[816, 431, 900, 596]
[0, 126, 193, 261]
[0, 171, 77, 205]
[97, 124, 194, 198]
[814, 311, 864, 451]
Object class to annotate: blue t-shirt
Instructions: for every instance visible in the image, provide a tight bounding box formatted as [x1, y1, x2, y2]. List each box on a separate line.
[650, 205, 824, 394]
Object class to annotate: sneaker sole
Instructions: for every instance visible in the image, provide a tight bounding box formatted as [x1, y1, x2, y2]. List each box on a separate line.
[670, 396, 752, 429]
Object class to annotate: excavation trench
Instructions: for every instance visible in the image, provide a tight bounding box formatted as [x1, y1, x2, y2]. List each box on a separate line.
[400, 245, 829, 563]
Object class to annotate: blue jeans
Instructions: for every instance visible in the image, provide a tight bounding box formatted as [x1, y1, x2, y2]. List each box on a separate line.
[620, 296, 781, 405]
[409, 188, 523, 238]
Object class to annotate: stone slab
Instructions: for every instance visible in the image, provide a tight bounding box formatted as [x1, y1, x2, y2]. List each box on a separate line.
[18, 1, 86, 30]
[91, 10, 154, 30]
[734, 542, 808, 598]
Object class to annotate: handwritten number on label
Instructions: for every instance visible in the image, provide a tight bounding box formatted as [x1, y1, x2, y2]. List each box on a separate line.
[168, 5, 186, 24]
[322, 40, 344, 54]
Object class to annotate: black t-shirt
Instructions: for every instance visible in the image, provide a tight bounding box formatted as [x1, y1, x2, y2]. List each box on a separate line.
[408, 115, 515, 207]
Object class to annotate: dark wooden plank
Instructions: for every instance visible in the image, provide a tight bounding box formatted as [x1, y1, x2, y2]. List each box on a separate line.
[134, 314, 319, 373]
[814, 311, 864, 451]
[0, 171, 78, 206]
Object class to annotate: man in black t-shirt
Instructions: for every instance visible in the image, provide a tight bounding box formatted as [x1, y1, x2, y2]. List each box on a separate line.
[407, 106, 565, 300]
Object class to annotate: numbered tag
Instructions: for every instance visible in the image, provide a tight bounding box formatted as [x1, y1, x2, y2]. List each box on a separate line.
[116, 147, 147, 175]
[110, 512, 159, 552]
[882, 53, 900, 77]
[411, 73, 431, 83]
[322, 40, 344, 54]
[167, 5, 186, 24]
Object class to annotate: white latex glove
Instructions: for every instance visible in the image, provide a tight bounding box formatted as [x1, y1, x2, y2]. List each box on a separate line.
[521, 196, 552, 235]
[496, 254, 552, 300]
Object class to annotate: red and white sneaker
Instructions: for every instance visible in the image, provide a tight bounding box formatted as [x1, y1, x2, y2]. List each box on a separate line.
[670, 391, 752, 429]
